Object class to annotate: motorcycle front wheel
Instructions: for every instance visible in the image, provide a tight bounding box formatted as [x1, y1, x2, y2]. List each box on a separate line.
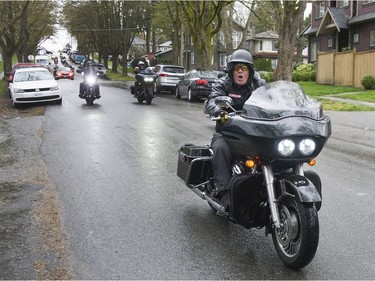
[145, 88, 153, 105]
[272, 195, 319, 270]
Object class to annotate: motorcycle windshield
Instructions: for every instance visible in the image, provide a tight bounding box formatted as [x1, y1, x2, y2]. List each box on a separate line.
[241, 80, 323, 120]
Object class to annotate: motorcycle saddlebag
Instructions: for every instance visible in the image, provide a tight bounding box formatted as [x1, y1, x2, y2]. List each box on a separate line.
[229, 174, 266, 228]
[177, 144, 212, 186]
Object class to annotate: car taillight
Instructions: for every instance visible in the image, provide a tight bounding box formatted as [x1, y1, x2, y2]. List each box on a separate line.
[159, 73, 168, 77]
[196, 79, 208, 85]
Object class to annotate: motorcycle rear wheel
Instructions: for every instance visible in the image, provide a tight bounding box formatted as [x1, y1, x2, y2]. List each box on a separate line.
[272, 196, 319, 270]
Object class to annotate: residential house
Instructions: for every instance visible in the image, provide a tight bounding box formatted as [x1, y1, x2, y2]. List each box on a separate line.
[302, 0, 375, 62]
[247, 30, 279, 70]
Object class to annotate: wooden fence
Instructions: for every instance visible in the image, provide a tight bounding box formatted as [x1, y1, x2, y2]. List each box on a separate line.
[316, 50, 375, 88]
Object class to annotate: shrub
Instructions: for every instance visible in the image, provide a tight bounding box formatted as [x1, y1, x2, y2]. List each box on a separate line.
[361, 75, 375, 89]
[292, 63, 316, 82]
[254, 58, 272, 72]
[260, 72, 275, 82]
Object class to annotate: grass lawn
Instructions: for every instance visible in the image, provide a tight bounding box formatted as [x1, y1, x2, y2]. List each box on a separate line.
[339, 91, 375, 102]
[298, 81, 375, 111]
[298, 81, 363, 97]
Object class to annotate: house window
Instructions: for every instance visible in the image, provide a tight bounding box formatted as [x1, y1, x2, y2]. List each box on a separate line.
[353, 33, 359, 43]
[317, 2, 326, 18]
[259, 41, 263, 51]
[328, 38, 333, 48]
[338, 0, 349, 8]
[191, 52, 195, 64]
[272, 40, 277, 51]
[370, 30, 375, 47]
[232, 31, 242, 49]
[310, 41, 317, 62]
[220, 53, 227, 67]
[363, 0, 375, 4]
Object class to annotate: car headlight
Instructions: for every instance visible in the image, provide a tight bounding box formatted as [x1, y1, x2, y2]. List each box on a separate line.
[299, 138, 316, 156]
[51, 85, 59, 91]
[144, 77, 154, 82]
[14, 88, 25, 93]
[277, 139, 295, 156]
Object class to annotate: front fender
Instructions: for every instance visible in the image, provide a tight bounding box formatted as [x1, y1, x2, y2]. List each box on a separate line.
[278, 174, 321, 203]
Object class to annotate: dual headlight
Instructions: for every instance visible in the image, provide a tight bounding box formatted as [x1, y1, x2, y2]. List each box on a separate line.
[277, 138, 316, 157]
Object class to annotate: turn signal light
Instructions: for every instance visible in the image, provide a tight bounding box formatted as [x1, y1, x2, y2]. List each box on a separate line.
[245, 159, 256, 168]
[308, 159, 316, 166]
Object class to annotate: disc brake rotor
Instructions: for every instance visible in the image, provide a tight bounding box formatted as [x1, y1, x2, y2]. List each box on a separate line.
[277, 205, 299, 247]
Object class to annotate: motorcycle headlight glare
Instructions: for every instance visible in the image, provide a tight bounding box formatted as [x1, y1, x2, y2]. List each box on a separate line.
[277, 139, 295, 156]
[144, 77, 154, 82]
[299, 138, 316, 156]
[86, 76, 96, 85]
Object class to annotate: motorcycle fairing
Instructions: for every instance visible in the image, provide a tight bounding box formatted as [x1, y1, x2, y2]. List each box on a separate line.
[221, 81, 331, 161]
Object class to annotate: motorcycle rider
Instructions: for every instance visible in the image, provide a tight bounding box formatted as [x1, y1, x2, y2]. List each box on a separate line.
[79, 61, 100, 98]
[131, 61, 148, 95]
[205, 49, 265, 209]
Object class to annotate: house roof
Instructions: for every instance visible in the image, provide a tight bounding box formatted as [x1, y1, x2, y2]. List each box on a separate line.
[317, 7, 349, 36]
[159, 40, 172, 48]
[348, 12, 375, 25]
[300, 24, 318, 36]
[154, 48, 172, 57]
[254, 30, 279, 40]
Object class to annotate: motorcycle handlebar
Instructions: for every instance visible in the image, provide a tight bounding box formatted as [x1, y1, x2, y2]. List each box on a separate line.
[210, 112, 237, 121]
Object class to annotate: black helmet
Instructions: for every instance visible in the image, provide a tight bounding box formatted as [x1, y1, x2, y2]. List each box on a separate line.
[227, 49, 253, 66]
[227, 49, 254, 82]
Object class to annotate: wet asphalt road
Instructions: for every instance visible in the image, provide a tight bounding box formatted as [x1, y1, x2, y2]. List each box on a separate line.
[1, 75, 375, 279]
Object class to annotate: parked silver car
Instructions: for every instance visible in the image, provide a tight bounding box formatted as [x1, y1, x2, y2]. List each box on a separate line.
[154, 64, 186, 94]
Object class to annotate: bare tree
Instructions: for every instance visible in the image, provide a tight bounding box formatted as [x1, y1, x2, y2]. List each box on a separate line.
[1, 0, 56, 70]
[177, 0, 233, 69]
[250, 1, 306, 80]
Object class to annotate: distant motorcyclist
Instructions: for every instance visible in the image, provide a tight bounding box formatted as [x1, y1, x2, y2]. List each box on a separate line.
[131, 61, 148, 95]
[79, 61, 100, 98]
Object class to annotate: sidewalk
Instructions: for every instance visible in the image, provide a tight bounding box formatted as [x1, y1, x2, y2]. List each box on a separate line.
[319, 93, 375, 108]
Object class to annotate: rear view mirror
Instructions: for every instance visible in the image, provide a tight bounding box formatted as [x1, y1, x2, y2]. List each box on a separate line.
[215, 96, 233, 107]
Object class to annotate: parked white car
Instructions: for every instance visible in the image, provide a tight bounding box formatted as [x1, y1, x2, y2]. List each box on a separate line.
[9, 67, 62, 107]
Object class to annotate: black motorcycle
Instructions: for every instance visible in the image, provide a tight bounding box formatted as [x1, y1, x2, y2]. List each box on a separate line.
[177, 81, 331, 269]
[131, 68, 157, 105]
[80, 72, 100, 106]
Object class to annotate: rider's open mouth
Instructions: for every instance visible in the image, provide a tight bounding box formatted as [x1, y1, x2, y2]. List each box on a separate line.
[238, 75, 244, 79]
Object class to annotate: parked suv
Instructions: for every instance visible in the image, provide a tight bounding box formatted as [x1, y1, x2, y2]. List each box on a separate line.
[154, 64, 186, 94]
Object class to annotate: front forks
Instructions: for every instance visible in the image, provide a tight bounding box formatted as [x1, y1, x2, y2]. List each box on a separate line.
[262, 163, 304, 230]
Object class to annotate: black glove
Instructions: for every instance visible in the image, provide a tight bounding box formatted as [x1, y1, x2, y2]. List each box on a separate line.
[214, 110, 229, 123]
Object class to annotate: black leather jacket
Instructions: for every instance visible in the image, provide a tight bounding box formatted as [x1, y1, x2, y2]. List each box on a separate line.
[205, 74, 265, 131]
[206, 74, 265, 115]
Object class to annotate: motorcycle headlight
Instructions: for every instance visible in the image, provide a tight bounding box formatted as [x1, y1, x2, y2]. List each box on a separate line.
[277, 139, 295, 156]
[299, 138, 316, 156]
[144, 77, 154, 82]
[86, 76, 96, 85]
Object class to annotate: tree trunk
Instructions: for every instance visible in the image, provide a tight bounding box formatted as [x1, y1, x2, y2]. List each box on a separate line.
[273, 1, 306, 81]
